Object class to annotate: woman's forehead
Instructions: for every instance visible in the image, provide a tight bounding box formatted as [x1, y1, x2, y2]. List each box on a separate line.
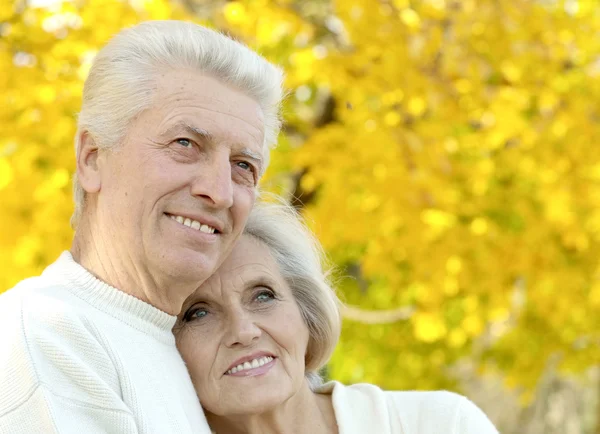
[223, 235, 275, 270]
[189, 235, 281, 300]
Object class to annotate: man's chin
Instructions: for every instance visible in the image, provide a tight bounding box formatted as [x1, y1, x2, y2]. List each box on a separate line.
[155, 249, 219, 282]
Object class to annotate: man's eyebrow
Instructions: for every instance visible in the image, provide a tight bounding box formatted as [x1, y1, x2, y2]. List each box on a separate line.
[161, 121, 264, 170]
[160, 122, 212, 141]
[239, 148, 263, 168]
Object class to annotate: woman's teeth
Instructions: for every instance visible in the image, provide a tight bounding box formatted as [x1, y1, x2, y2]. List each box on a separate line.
[226, 356, 274, 374]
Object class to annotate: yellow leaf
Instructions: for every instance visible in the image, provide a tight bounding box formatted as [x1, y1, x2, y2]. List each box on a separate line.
[446, 255, 462, 274]
[406, 96, 426, 116]
[384, 111, 401, 126]
[470, 217, 488, 235]
[447, 328, 467, 348]
[400, 9, 421, 30]
[223, 2, 246, 26]
[462, 314, 484, 337]
[413, 312, 447, 343]
[0, 158, 13, 190]
[500, 61, 521, 83]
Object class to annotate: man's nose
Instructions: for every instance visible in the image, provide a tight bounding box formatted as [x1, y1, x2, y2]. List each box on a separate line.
[190, 155, 234, 209]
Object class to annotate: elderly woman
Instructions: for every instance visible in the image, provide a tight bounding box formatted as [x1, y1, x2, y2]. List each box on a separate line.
[174, 202, 498, 434]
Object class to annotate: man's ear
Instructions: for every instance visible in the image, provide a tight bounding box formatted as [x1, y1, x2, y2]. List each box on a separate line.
[76, 131, 102, 194]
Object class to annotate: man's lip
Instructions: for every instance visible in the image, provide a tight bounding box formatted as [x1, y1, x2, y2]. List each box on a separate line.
[224, 351, 277, 374]
[165, 212, 225, 233]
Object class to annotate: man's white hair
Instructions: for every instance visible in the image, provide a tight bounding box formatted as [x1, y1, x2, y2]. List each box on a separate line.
[72, 20, 285, 228]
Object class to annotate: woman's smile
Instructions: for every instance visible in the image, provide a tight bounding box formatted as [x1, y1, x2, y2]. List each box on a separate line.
[224, 356, 277, 377]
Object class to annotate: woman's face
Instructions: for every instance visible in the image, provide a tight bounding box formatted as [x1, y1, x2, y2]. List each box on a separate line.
[175, 235, 310, 416]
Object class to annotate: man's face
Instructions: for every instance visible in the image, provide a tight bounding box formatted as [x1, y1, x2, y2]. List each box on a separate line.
[95, 69, 265, 299]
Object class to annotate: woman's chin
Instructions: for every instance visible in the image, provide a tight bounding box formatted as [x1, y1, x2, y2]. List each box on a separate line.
[206, 397, 286, 417]
[204, 383, 295, 417]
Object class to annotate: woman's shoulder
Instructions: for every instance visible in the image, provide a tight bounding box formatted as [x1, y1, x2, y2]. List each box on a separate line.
[317, 379, 468, 406]
[317, 381, 498, 434]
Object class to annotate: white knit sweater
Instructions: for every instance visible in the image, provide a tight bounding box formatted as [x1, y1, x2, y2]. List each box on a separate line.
[316, 381, 498, 434]
[0, 252, 210, 434]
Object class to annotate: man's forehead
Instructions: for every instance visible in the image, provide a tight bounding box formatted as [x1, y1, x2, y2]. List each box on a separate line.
[154, 70, 265, 122]
[151, 70, 266, 138]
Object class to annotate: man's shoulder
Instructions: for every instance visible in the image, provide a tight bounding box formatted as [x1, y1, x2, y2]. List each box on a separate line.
[1, 273, 89, 324]
[0, 272, 111, 354]
[0, 278, 137, 429]
[0, 274, 124, 414]
[0, 271, 117, 371]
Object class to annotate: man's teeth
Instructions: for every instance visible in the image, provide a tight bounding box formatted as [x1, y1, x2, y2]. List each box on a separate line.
[226, 356, 274, 375]
[169, 215, 216, 234]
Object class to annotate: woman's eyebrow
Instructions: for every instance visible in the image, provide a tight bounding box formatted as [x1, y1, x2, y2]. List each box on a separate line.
[182, 273, 280, 308]
[180, 292, 211, 313]
[240, 275, 279, 291]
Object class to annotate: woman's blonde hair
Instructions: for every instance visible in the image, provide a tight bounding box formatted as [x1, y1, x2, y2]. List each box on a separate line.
[244, 200, 341, 389]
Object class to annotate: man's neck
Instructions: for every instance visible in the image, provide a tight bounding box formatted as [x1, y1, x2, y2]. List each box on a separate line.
[71, 218, 191, 316]
[206, 384, 337, 434]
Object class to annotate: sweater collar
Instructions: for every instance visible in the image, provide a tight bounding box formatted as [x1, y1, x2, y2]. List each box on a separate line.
[316, 381, 392, 434]
[43, 251, 177, 343]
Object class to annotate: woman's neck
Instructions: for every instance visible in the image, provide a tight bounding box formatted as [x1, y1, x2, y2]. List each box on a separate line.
[206, 383, 337, 434]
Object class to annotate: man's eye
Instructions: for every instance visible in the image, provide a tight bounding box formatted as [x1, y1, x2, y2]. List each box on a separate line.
[236, 161, 253, 172]
[175, 138, 193, 148]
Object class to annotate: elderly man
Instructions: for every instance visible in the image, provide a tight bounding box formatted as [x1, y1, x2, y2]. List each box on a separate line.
[0, 21, 283, 433]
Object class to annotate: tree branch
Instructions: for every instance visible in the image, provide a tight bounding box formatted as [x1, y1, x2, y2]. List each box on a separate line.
[341, 304, 415, 324]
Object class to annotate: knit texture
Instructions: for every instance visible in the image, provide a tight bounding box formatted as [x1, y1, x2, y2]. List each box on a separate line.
[0, 252, 210, 434]
[316, 381, 499, 434]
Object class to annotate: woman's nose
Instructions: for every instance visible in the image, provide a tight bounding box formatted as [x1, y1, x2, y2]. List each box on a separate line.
[225, 313, 261, 347]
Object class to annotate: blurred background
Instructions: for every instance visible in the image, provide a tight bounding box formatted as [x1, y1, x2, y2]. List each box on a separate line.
[1, 0, 600, 432]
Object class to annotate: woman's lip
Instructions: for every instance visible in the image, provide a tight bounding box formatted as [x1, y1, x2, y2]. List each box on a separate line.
[225, 351, 276, 373]
[225, 357, 276, 377]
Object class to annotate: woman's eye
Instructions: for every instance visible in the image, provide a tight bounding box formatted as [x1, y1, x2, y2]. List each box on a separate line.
[193, 309, 208, 318]
[184, 307, 208, 321]
[255, 290, 275, 303]
[175, 138, 193, 148]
